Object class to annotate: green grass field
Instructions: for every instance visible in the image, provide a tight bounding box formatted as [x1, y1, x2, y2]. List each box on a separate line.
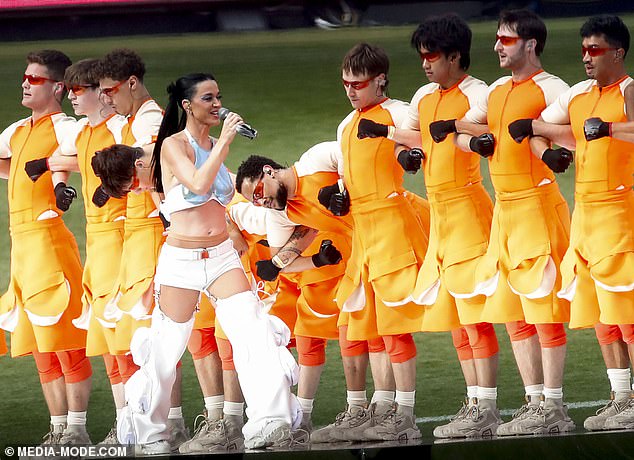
[0, 13, 631, 446]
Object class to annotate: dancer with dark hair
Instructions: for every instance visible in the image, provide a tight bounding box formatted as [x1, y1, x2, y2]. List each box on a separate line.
[97, 73, 299, 454]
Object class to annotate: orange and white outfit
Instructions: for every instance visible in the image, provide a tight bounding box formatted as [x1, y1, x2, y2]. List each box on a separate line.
[105, 100, 164, 354]
[405, 76, 492, 329]
[0, 112, 91, 383]
[335, 98, 429, 363]
[401, 75, 499, 362]
[59, 114, 128, 359]
[264, 144, 353, 344]
[463, 71, 571, 332]
[541, 76, 634, 333]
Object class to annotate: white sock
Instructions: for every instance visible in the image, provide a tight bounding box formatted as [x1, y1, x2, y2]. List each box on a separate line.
[543, 387, 563, 401]
[395, 390, 415, 408]
[51, 415, 67, 432]
[168, 406, 183, 420]
[297, 397, 314, 414]
[525, 384, 544, 403]
[347, 390, 367, 407]
[67, 411, 87, 426]
[115, 408, 123, 421]
[204, 395, 225, 412]
[477, 386, 498, 402]
[607, 368, 631, 395]
[371, 390, 395, 405]
[466, 385, 478, 400]
[223, 401, 244, 417]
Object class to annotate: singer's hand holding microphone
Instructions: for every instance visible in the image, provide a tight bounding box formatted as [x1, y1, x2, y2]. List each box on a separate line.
[218, 107, 257, 140]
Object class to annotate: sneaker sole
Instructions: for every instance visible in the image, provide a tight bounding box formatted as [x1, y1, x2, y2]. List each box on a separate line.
[364, 428, 422, 442]
[434, 423, 500, 439]
[497, 421, 576, 436]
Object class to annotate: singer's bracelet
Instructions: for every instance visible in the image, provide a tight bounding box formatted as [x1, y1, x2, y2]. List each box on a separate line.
[271, 254, 289, 269]
[387, 125, 396, 140]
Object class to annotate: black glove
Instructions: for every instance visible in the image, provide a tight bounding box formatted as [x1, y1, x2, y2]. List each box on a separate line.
[508, 118, 534, 143]
[397, 148, 423, 174]
[358, 119, 389, 139]
[159, 211, 170, 230]
[318, 183, 350, 216]
[541, 147, 573, 173]
[54, 182, 77, 212]
[91, 185, 110, 208]
[584, 117, 611, 141]
[429, 119, 457, 143]
[24, 157, 49, 182]
[311, 240, 343, 267]
[256, 259, 282, 282]
[469, 133, 495, 158]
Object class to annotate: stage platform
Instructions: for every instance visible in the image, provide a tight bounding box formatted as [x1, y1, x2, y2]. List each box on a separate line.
[165, 429, 634, 460]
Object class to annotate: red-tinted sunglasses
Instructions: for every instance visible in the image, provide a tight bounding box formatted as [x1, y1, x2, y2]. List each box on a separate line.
[342, 77, 374, 90]
[252, 174, 265, 205]
[581, 46, 618, 58]
[496, 34, 521, 46]
[420, 51, 442, 63]
[23, 74, 57, 85]
[100, 79, 128, 97]
[66, 84, 97, 96]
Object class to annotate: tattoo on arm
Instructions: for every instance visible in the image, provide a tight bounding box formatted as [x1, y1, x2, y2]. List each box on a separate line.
[275, 226, 316, 266]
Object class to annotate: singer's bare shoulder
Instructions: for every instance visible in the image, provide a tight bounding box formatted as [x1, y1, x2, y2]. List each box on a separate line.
[161, 132, 196, 164]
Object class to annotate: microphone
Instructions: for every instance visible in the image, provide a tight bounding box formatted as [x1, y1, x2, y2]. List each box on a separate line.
[218, 107, 258, 140]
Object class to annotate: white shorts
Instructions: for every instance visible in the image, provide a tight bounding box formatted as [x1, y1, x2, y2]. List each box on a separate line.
[154, 239, 244, 293]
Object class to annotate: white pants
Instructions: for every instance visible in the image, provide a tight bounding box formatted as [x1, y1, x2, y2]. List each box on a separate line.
[119, 307, 193, 444]
[119, 240, 300, 445]
[215, 291, 301, 441]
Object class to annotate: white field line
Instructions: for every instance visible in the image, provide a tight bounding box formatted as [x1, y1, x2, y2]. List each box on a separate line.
[416, 400, 608, 424]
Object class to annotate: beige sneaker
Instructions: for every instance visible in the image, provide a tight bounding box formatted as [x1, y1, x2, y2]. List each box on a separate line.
[167, 417, 190, 451]
[433, 398, 471, 438]
[97, 423, 119, 445]
[434, 398, 501, 438]
[333, 402, 393, 441]
[361, 404, 422, 441]
[497, 397, 575, 436]
[179, 414, 244, 453]
[41, 423, 66, 445]
[603, 396, 634, 430]
[584, 392, 632, 431]
[310, 405, 371, 443]
[59, 425, 92, 445]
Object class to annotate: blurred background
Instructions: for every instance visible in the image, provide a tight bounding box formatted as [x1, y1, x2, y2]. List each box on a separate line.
[0, 0, 631, 41]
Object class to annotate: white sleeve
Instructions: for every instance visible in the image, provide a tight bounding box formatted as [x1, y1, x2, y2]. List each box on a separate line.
[131, 102, 163, 147]
[540, 89, 572, 124]
[336, 114, 354, 177]
[265, 209, 299, 248]
[58, 118, 87, 156]
[229, 201, 268, 235]
[532, 73, 572, 124]
[0, 120, 23, 159]
[402, 85, 433, 131]
[463, 77, 509, 124]
[49, 114, 77, 156]
[295, 141, 340, 175]
[384, 99, 410, 130]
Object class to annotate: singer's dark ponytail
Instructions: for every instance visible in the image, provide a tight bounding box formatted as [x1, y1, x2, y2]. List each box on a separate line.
[151, 72, 216, 193]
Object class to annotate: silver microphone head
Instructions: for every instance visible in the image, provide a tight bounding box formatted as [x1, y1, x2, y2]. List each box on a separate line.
[217, 107, 230, 121]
